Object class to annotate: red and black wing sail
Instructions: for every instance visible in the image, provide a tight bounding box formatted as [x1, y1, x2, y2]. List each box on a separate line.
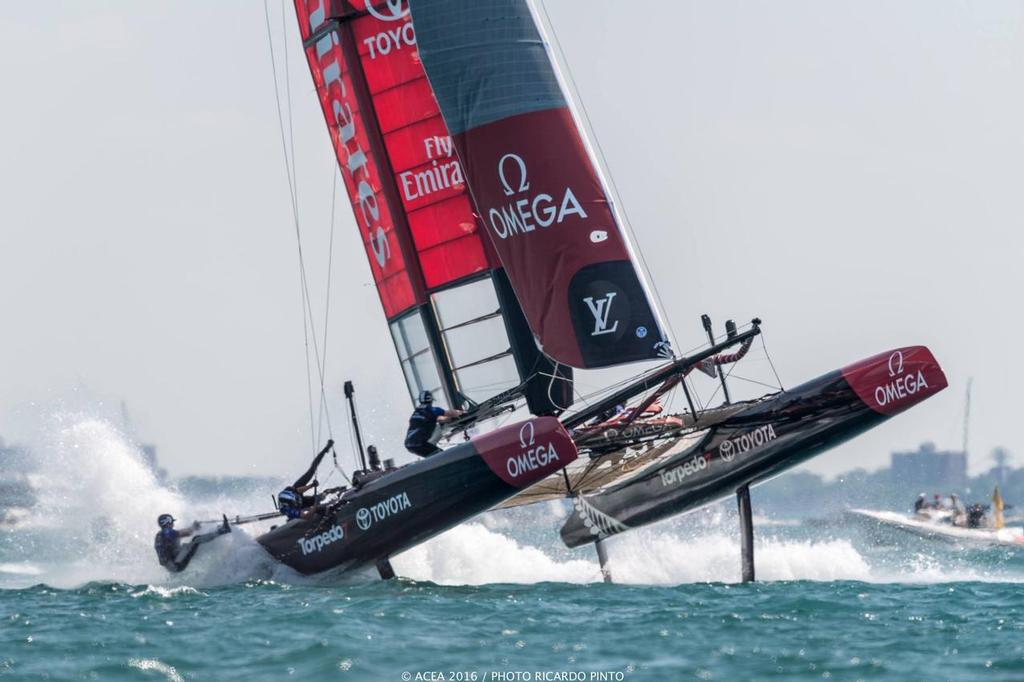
[409, 0, 671, 370]
[293, 0, 571, 414]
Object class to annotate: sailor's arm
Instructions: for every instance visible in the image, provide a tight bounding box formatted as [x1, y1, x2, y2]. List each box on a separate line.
[297, 505, 324, 520]
[437, 409, 464, 423]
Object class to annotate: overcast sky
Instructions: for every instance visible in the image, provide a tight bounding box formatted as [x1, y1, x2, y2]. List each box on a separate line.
[1, 1, 1021, 480]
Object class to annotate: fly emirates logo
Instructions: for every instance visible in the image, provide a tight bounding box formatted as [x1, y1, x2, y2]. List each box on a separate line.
[304, 1, 391, 269]
[399, 136, 465, 202]
[487, 154, 588, 240]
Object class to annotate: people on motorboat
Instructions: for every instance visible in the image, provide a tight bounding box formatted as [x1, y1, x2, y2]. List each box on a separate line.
[913, 493, 927, 513]
[276, 439, 334, 520]
[154, 513, 230, 573]
[404, 390, 463, 457]
[965, 503, 988, 529]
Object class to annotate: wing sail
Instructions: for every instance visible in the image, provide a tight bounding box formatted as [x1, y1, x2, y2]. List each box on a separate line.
[409, 0, 670, 369]
[293, 0, 572, 414]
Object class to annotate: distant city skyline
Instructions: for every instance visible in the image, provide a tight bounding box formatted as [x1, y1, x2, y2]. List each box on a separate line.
[1, 1, 1021, 478]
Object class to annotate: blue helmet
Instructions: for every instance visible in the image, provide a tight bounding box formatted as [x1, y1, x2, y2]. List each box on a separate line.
[157, 514, 175, 529]
[418, 390, 433, 405]
[278, 488, 300, 509]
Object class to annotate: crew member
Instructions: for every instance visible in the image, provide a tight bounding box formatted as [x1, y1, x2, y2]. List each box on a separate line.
[913, 493, 927, 513]
[276, 439, 334, 520]
[946, 491, 962, 522]
[966, 503, 987, 529]
[404, 390, 463, 457]
[278, 486, 337, 521]
[154, 514, 230, 573]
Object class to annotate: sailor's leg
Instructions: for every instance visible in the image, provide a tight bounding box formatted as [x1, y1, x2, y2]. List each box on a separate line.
[170, 529, 226, 572]
[293, 449, 330, 488]
[191, 529, 225, 545]
[406, 443, 442, 458]
[595, 538, 613, 584]
[172, 542, 202, 572]
[737, 484, 755, 583]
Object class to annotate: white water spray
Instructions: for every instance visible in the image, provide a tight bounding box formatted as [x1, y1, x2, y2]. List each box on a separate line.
[3, 414, 1021, 589]
[2, 415, 277, 588]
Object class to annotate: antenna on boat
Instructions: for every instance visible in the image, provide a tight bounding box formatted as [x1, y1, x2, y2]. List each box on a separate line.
[344, 381, 368, 472]
[702, 314, 733, 405]
[366, 444, 382, 472]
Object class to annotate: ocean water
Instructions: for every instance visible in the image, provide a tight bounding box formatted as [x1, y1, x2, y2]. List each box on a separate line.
[2, 418, 1023, 680]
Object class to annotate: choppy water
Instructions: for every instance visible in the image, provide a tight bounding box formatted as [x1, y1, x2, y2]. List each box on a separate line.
[2, 417, 1023, 680]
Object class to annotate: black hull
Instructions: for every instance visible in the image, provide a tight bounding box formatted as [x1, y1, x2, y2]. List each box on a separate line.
[562, 346, 947, 547]
[258, 416, 575, 575]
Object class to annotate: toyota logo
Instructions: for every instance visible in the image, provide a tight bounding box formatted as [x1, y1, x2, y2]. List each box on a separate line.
[365, 0, 408, 22]
[719, 440, 735, 462]
[356, 508, 371, 531]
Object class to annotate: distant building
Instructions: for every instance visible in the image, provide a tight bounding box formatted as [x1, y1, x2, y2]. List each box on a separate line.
[890, 442, 967, 490]
[990, 447, 1012, 486]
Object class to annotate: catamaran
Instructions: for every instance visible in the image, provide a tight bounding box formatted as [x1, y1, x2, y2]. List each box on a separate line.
[263, 0, 947, 581]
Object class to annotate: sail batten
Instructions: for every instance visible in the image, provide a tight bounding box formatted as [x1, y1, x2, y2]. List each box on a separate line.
[410, 0, 670, 369]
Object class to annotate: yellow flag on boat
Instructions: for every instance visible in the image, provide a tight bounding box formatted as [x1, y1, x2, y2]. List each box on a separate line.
[993, 486, 1005, 530]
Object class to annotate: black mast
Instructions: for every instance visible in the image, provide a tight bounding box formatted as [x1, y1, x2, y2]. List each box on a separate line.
[344, 381, 368, 472]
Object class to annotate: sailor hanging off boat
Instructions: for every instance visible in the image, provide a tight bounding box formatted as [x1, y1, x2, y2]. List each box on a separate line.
[154, 513, 231, 573]
[277, 439, 334, 521]
[404, 390, 463, 457]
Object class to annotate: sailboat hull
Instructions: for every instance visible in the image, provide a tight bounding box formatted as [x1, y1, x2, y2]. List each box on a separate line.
[561, 346, 947, 547]
[258, 416, 576, 576]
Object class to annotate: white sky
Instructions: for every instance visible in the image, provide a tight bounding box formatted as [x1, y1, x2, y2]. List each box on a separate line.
[1, 1, 1021, 480]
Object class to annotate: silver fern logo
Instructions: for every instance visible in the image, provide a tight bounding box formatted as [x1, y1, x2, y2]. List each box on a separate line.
[573, 496, 629, 539]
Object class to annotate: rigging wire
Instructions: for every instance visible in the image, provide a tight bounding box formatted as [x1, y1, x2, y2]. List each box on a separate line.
[759, 330, 786, 391]
[301, 283, 317, 450]
[722, 373, 783, 392]
[535, 0, 681, 354]
[264, 0, 335, 453]
[316, 164, 340, 444]
[546, 360, 572, 412]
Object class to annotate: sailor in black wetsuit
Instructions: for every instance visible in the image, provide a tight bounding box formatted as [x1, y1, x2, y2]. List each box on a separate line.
[154, 514, 230, 573]
[404, 391, 463, 457]
[276, 439, 334, 520]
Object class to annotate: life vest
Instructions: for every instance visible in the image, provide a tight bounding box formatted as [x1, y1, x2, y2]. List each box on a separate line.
[154, 528, 179, 565]
[405, 405, 443, 448]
